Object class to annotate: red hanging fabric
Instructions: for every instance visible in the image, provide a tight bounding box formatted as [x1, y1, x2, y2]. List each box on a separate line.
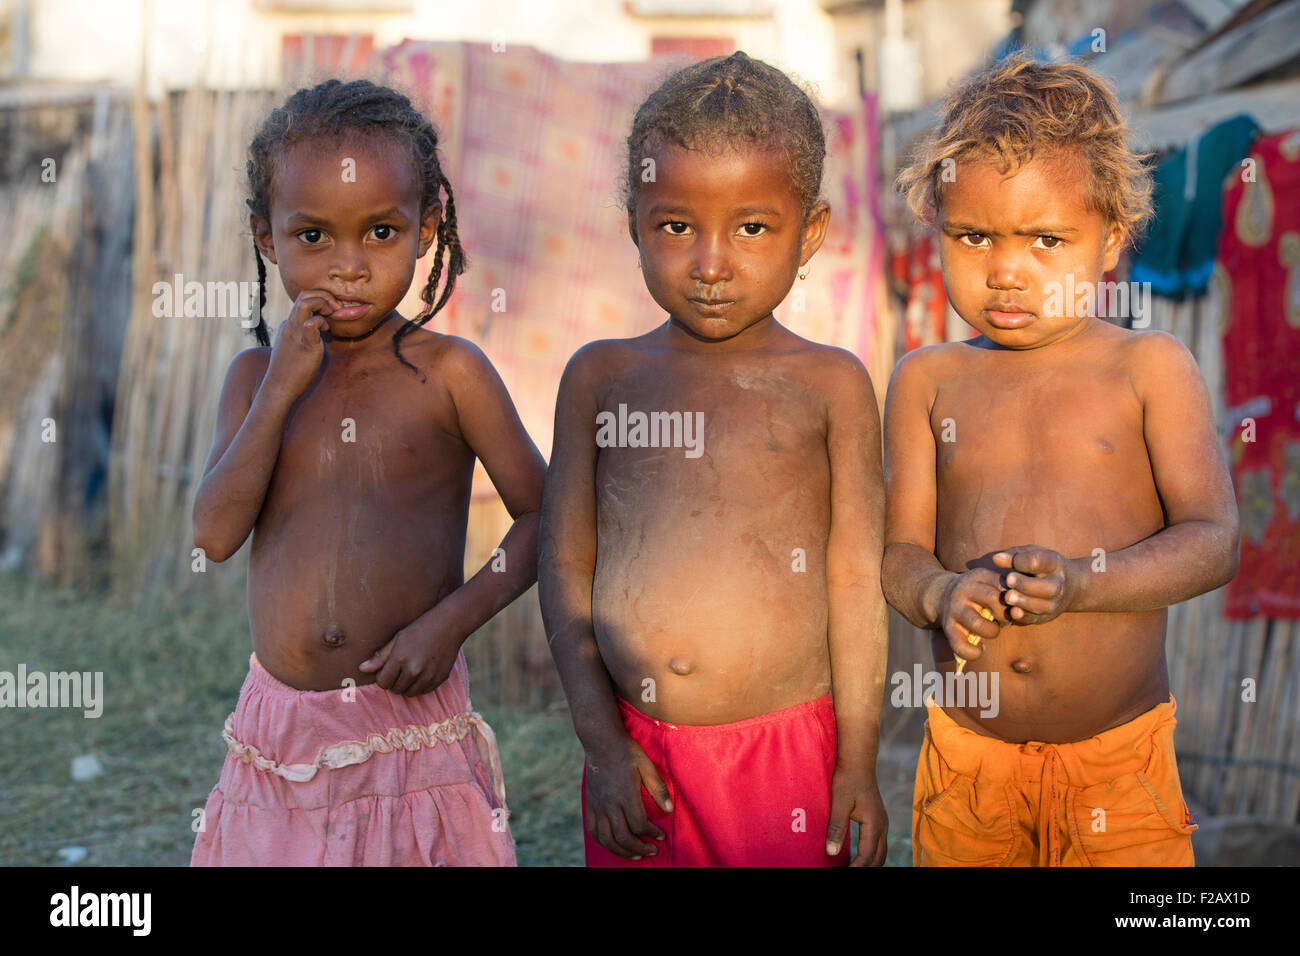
[1218, 128, 1300, 619]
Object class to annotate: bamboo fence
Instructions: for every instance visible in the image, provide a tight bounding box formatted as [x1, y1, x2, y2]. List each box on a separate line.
[109, 85, 287, 607]
[0, 86, 133, 588]
[1150, 294, 1300, 820]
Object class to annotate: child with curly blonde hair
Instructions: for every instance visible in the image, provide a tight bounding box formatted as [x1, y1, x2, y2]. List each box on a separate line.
[885, 55, 1238, 866]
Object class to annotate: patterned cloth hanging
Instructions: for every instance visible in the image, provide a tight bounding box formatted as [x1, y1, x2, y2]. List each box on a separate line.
[379, 41, 887, 474]
[1217, 128, 1300, 619]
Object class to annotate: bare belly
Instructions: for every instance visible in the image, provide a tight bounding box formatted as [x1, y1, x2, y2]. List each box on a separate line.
[933, 609, 1170, 743]
[931, 408, 1172, 740]
[592, 487, 831, 725]
[248, 497, 465, 691]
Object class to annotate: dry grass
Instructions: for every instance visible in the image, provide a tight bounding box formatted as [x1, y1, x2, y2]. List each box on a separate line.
[0, 572, 913, 867]
[0, 573, 585, 867]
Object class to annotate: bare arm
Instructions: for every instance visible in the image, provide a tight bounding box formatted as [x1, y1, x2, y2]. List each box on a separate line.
[880, 348, 952, 626]
[192, 291, 337, 561]
[416, 339, 547, 640]
[537, 344, 626, 754]
[823, 351, 887, 772]
[881, 348, 1005, 661]
[823, 351, 890, 866]
[539, 343, 670, 859]
[191, 348, 294, 562]
[360, 340, 548, 696]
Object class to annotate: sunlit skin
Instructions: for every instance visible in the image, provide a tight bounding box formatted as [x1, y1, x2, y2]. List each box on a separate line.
[939, 150, 1122, 348]
[882, 150, 1240, 743]
[192, 133, 545, 693]
[540, 143, 890, 864]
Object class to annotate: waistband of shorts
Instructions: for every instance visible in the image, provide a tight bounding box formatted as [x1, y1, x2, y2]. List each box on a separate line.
[614, 691, 834, 736]
[925, 694, 1179, 784]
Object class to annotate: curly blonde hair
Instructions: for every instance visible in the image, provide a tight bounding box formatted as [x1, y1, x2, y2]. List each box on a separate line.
[896, 54, 1153, 246]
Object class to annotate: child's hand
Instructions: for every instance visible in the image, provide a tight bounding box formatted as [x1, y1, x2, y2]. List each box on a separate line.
[992, 547, 1079, 625]
[358, 615, 462, 696]
[936, 568, 1007, 665]
[827, 765, 888, 866]
[584, 736, 671, 860]
[263, 289, 341, 400]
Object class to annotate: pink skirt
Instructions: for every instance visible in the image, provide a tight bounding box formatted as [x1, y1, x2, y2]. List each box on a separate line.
[191, 650, 515, 866]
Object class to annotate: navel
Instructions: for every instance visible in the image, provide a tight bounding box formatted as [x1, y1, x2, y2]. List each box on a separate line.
[1011, 658, 1033, 674]
[322, 626, 347, 648]
[668, 656, 693, 676]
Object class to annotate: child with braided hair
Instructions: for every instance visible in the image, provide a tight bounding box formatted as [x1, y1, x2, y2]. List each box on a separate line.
[191, 79, 544, 866]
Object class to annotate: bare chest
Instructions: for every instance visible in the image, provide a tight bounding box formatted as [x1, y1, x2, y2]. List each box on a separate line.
[267, 362, 469, 507]
[928, 364, 1164, 565]
[931, 369, 1148, 486]
[595, 364, 829, 512]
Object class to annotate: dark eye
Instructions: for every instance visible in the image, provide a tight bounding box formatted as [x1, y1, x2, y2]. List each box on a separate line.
[959, 232, 987, 246]
[373, 225, 395, 240]
[661, 221, 690, 236]
[299, 228, 323, 244]
[1036, 235, 1063, 249]
[740, 222, 767, 237]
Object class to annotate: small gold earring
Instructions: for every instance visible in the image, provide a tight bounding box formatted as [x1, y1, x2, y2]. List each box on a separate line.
[798, 267, 809, 280]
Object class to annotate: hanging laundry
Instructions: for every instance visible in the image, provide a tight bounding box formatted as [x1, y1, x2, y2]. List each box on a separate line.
[1218, 127, 1300, 619]
[902, 231, 949, 351]
[1133, 114, 1259, 298]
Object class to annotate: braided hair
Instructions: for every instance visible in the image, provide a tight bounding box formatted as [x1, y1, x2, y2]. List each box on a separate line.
[246, 78, 465, 377]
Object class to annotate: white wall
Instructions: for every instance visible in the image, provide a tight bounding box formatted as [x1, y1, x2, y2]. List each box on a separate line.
[19, 0, 850, 104]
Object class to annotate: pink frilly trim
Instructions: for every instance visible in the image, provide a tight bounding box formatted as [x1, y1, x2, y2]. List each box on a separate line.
[220, 706, 510, 816]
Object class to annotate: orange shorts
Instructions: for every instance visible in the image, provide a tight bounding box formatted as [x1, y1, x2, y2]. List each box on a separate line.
[912, 696, 1196, 867]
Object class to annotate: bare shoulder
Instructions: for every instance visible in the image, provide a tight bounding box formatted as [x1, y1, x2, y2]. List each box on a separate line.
[564, 336, 633, 371]
[886, 341, 951, 401]
[795, 336, 866, 373]
[230, 344, 272, 373]
[559, 336, 646, 396]
[379, 327, 506, 406]
[1121, 326, 1197, 367]
[1080, 318, 1183, 359]
[226, 345, 272, 396]
[1114, 327, 1203, 395]
[417, 329, 497, 382]
[790, 338, 875, 398]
